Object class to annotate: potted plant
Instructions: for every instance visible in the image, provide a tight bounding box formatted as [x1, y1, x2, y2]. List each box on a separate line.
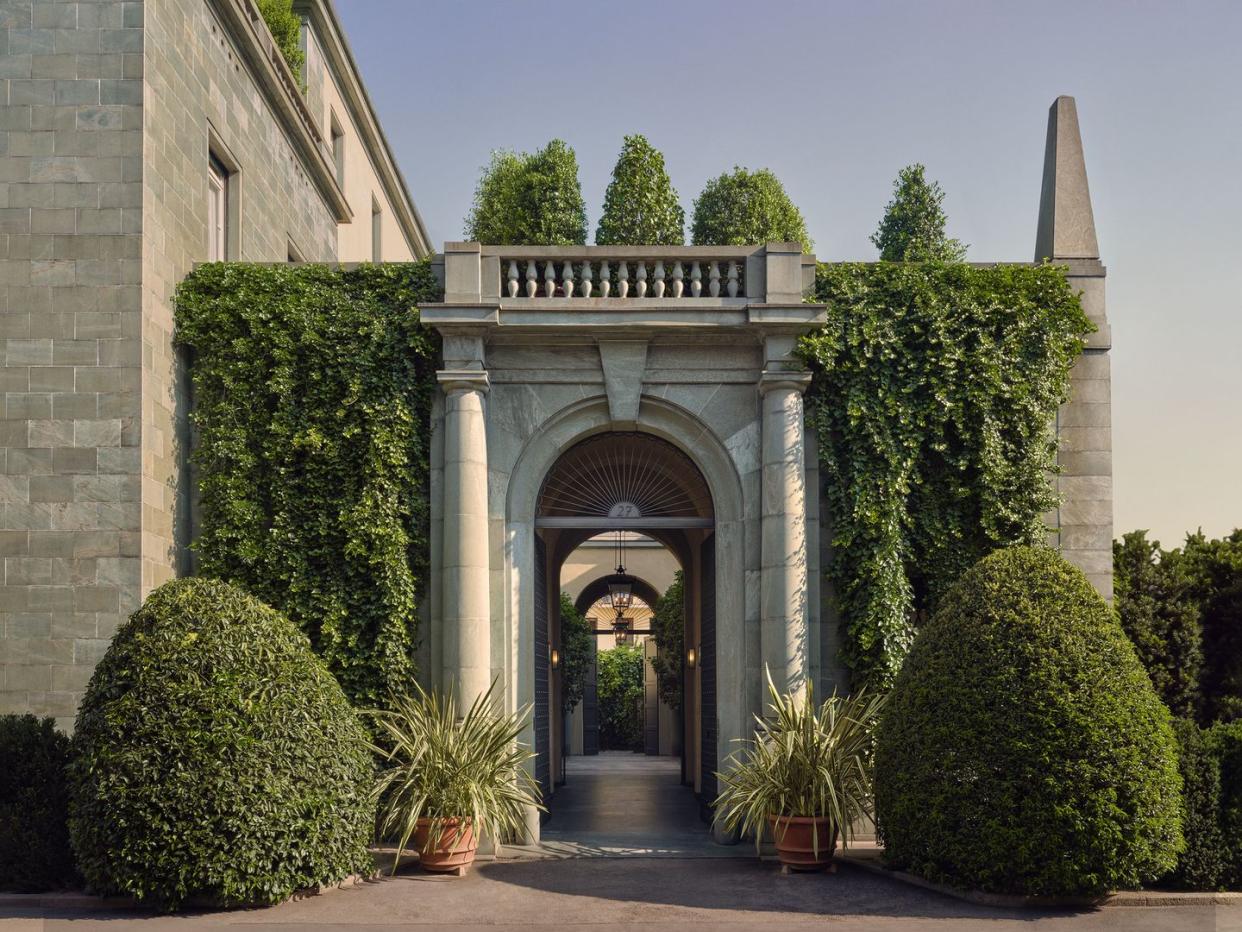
[714, 671, 886, 872]
[369, 682, 543, 876]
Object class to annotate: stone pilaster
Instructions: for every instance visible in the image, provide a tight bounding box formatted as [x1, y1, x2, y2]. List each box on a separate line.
[437, 368, 492, 707]
[758, 368, 812, 699]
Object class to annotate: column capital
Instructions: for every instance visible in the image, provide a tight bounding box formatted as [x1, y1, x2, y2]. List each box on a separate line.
[437, 369, 491, 395]
[758, 370, 812, 397]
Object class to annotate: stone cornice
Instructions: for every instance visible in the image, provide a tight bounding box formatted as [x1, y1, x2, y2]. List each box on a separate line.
[208, 0, 352, 223]
[294, 0, 433, 257]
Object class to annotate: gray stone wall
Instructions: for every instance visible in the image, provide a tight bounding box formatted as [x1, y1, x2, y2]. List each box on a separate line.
[0, 0, 145, 730]
[141, 0, 339, 594]
[0, 0, 341, 728]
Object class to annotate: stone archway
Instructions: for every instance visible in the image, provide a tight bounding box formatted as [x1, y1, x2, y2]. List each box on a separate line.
[531, 431, 716, 810]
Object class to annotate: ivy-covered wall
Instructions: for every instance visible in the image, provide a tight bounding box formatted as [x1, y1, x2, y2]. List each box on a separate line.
[174, 262, 441, 706]
[800, 262, 1093, 688]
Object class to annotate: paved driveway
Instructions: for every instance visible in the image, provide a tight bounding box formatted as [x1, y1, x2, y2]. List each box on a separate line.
[2, 859, 1237, 931]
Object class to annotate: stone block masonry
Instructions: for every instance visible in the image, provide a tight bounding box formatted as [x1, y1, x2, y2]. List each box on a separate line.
[0, 0, 145, 729]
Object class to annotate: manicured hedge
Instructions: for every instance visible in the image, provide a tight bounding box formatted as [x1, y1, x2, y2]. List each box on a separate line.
[175, 262, 440, 707]
[69, 578, 374, 910]
[1167, 721, 1242, 890]
[0, 714, 78, 892]
[875, 546, 1183, 896]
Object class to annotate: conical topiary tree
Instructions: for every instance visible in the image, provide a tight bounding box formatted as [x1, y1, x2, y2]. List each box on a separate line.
[870, 164, 966, 262]
[595, 134, 684, 245]
[464, 139, 587, 246]
[875, 546, 1183, 896]
[690, 167, 811, 250]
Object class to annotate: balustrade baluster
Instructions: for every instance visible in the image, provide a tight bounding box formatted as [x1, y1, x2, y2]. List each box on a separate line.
[618, 261, 630, 299]
[580, 261, 593, 298]
[671, 261, 684, 298]
[709, 262, 721, 297]
[600, 261, 611, 298]
[544, 260, 556, 298]
[525, 260, 538, 298]
[727, 261, 739, 298]
[636, 260, 648, 298]
[653, 260, 666, 298]
[562, 260, 575, 298]
[507, 260, 519, 298]
[691, 262, 702, 297]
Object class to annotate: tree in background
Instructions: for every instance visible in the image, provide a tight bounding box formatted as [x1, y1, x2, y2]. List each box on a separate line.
[690, 167, 811, 250]
[1113, 530, 1203, 719]
[595, 135, 684, 245]
[649, 572, 685, 711]
[463, 140, 587, 246]
[870, 164, 966, 262]
[596, 644, 644, 752]
[1175, 530, 1242, 724]
[559, 593, 592, 715]
[256, 0, 305, 81]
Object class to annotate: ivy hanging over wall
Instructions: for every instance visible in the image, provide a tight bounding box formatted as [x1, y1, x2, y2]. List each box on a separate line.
[175, 262, 441, 707]
[799, 262, 1093, 688]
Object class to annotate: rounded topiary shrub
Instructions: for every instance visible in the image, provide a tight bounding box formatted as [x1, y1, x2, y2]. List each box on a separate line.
[68, 578, 374, 910]
[0, 714, 79, 891]
[875, 546, 1183, 896]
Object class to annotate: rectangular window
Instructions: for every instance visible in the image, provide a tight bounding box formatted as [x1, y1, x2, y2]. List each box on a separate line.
[330, 112, 345, 187]
[371, 197, 382, 262]
[208, 156, 228, 261]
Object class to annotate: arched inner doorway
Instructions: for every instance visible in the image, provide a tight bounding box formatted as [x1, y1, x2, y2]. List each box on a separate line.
[532, 432, 717, 838]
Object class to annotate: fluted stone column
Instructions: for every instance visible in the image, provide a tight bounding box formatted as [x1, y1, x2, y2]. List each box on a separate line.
[438, 369, 492, 707]
[759, 370, 812, 699]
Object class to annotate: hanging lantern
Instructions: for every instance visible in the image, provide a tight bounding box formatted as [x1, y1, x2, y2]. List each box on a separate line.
[612, 608, 632, 645]
[607, 528, 635, 611]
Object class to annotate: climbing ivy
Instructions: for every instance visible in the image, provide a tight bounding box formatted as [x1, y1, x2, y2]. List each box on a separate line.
[174, 262, 440, 707]
[799, 262, 1092, 687]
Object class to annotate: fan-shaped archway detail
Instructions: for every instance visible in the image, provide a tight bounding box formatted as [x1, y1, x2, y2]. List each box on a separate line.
[537, 432, 714, 525]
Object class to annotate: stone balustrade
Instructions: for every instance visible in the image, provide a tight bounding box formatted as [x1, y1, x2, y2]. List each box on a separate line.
[437, 243, 816, 306]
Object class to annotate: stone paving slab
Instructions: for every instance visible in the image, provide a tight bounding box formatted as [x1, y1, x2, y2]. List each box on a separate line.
[2, 859, 1240, 931]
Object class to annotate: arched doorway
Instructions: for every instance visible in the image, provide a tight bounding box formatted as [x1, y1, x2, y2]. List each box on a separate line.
[532, 432, 717, 835]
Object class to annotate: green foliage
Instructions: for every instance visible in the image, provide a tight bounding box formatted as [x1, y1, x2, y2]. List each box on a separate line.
[559, 592, 593, 714]
[649, 572, 685, 711]
[799, 262, 1091, 686]
[1113, 531, 1203, 718]
[174, 262, 440, 707]
[876, 547, 1183, 896]
[0, 715, 78, 892]
[369, 682, 542, 870]
[715, 674, 886, 854]
[68, 579, 374, 910]
[690, 167, 811, 250]
[870, 164, 966, 262]
[464, 140, 588, 245]
[1165, 719, 1229, 889]
[597, 644, 645, 751]
[596, 134, 684, 245]
[1176, 530, 1242, 723]
[1211, 723, 1242, 888]
[256, 0, 305, 83]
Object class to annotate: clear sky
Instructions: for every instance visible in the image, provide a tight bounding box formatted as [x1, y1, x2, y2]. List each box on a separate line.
[337, 0, 1241, 550]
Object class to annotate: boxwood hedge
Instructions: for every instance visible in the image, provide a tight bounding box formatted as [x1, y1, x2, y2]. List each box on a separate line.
[875, 546, 1183, 896]
[0, 714, 78, 892]
[68, 578, 374, 910]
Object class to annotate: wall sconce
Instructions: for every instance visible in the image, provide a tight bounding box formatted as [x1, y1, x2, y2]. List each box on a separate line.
[686, 647, 697, 669]
[550, 649, 560, 670]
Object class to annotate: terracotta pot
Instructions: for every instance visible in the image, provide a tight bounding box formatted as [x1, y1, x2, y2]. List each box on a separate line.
[768, 815, 838, 872]
[413, 817, 477, 874]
